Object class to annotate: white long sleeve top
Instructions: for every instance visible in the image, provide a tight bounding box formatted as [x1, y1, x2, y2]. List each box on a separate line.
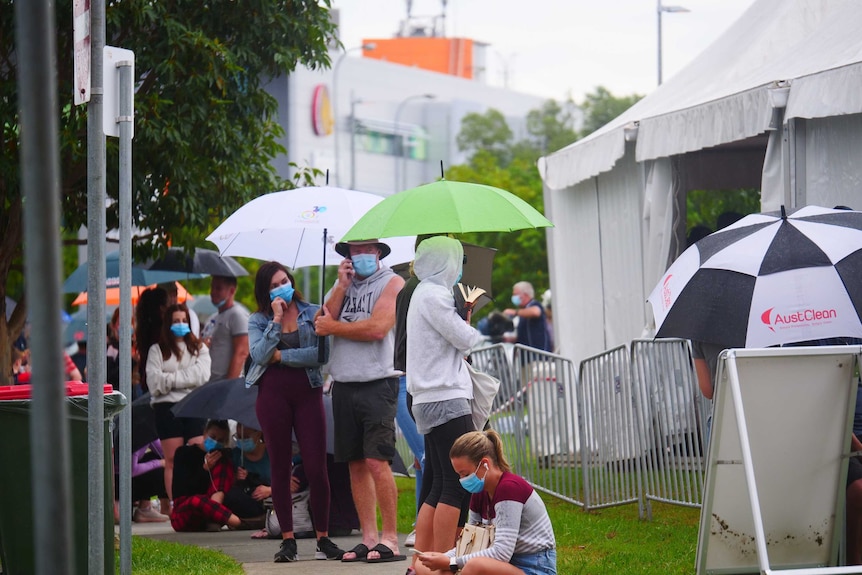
[146, 341, 211, 405]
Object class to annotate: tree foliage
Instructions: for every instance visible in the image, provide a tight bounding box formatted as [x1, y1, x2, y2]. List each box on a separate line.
[686, 188, 762, 234]
[0, 0, 338, 383]
[525, 99, 580, 155]
[579, 86, 643, 137]
[455, 109, 513, 166]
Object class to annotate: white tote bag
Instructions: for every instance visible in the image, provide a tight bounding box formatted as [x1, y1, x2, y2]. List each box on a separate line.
[466, 360, 500, 430]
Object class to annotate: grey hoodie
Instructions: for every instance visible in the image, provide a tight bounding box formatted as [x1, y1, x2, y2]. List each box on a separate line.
[407, 236, 484, 405]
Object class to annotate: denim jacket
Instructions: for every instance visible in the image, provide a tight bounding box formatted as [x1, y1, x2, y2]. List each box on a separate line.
[245, 300, 329, 388]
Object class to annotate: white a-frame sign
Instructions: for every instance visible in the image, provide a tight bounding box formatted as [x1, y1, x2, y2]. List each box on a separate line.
[697, 346, 862, 575]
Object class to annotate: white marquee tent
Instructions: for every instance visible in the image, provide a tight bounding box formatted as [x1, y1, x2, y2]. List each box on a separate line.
[539, 0, 862, 364]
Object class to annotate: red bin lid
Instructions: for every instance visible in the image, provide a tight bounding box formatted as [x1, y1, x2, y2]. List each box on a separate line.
[0, 382, 114, 400]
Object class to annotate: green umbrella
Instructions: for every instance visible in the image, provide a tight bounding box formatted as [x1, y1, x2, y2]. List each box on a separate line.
[340, 179, 553, 240]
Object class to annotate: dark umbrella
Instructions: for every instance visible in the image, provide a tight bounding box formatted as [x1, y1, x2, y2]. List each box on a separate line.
[171, 377, 259, 429]
[62, 251, 207, 293]
[146, 247, 248, 277]
[649, 205, 862, 348]
[63, 309, 90, 347]
[120, 393, 159, 451]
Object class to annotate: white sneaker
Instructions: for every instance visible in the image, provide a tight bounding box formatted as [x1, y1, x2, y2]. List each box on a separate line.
[405, 529, 416, 547]
[133, 507, 170, 523]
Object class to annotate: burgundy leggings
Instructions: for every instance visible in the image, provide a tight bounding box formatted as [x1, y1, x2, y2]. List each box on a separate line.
[256, 365, 330, 534]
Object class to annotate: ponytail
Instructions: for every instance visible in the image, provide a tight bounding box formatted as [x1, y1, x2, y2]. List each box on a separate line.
[450, 429, 511, 472]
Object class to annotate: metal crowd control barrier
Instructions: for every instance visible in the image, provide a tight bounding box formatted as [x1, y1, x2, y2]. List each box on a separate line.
[512, 344, 583, 506]
[578, 344, 645, 516]
[470, 344, 527, 474]
[631, 338, 708, 517]
[464, 339, 708, 520]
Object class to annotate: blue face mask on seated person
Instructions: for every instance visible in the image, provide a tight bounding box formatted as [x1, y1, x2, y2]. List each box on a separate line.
[269, 283, 294, 303]
[170, 323, 191, 337]
[459, 460, 488, 494]
[351, 254, 378, 277]
[236, 438, 257, 452]
[204, 437, 223, 452]
[511, 295, 522, 307]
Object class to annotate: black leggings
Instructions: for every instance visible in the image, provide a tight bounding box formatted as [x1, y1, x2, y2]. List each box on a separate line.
[419, 414, 473, 521]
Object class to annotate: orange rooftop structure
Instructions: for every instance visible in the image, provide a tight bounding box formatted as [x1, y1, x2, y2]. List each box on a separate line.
[361, 37, 481, 80]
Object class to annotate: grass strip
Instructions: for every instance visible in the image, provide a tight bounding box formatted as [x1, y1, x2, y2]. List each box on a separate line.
[115, 535, 243, 575]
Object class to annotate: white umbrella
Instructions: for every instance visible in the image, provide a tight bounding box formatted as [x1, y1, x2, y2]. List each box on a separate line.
[206, 186, 415, 268]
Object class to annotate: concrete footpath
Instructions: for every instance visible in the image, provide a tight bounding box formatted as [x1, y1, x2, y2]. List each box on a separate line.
[130, 522, 414, 575]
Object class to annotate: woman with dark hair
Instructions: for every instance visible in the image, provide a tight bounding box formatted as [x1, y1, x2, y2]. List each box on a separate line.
[147, 302, 211, 501]
[136, 286, 168, 394]
[245, 261, 344, 563]
[416, 429, 557, 575]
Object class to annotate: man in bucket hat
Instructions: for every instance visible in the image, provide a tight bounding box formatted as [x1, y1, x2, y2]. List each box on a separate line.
[315, 239, 407, 564]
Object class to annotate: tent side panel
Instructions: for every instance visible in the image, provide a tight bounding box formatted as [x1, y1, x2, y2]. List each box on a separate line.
[545, 179, 605, 363]
[802, 113, 862, 209]
[596, 151, 648, 349]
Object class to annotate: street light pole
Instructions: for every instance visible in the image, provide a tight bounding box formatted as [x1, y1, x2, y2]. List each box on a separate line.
[333, 43, 375, 187]
[349, 92, 363, 190]
[393, 93, 435, 193]
[657, 0, 690, 86]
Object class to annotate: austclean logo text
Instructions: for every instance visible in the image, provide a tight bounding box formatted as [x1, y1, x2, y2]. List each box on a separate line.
[760, 307, 838, 332]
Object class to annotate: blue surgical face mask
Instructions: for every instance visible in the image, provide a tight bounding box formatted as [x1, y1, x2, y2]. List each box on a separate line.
[170, 323, 191, 337]
[459, 460, 488, 494]
[269, 283, 294, 303]
[510, 295, 522, 307]
[352, 254, 378, 277]
[236, 438, 257, 453]
[212, 298, 227, 309]
[204, 437, 223, 452]
[455, 270, 463, 286]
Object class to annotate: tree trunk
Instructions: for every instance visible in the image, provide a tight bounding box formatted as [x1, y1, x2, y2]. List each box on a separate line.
[0, 195, 25, 386]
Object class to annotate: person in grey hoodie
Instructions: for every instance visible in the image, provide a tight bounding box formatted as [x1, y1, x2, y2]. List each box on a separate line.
[407, 236, 484, 560]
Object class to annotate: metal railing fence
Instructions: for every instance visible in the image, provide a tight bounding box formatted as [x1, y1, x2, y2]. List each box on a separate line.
[631, 338, 708, 515]
[577, 344, 646, 516]
[511, 344, 583, 507]
[398, 338, 708, 520]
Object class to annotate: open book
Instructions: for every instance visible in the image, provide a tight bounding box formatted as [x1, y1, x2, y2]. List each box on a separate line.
[457, 283, 487, 305]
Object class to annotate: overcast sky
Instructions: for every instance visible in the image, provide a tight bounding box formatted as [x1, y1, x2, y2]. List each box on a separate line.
[330, 0, 758, 102]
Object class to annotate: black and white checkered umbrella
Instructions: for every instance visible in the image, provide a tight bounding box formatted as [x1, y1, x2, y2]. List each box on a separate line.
[648, 205, 862, 348]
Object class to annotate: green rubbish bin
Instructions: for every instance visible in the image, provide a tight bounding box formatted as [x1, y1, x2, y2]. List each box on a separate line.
[0, 384, 127, 575]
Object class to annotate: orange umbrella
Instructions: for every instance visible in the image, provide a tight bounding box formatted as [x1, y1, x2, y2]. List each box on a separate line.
[72, 281, 191, 306]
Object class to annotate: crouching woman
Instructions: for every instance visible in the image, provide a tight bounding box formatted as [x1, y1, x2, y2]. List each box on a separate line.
[416, 429, 556, 575]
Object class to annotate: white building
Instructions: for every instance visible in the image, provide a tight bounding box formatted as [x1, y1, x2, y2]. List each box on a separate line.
[265, 46, 550, 195]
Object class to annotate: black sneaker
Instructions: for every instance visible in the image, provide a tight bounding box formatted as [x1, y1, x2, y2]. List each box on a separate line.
[274, 538, 298, 563]
[315, 536, 346, 560]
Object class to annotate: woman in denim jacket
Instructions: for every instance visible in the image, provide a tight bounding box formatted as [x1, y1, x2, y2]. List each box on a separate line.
[246, 261, 345, 563]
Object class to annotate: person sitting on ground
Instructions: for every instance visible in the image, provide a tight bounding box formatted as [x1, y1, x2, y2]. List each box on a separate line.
[169, 419, 257, 532]
[222, 423, 270, 528]
[113, 438, 170, 523]
[416, 429, 557, 575]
